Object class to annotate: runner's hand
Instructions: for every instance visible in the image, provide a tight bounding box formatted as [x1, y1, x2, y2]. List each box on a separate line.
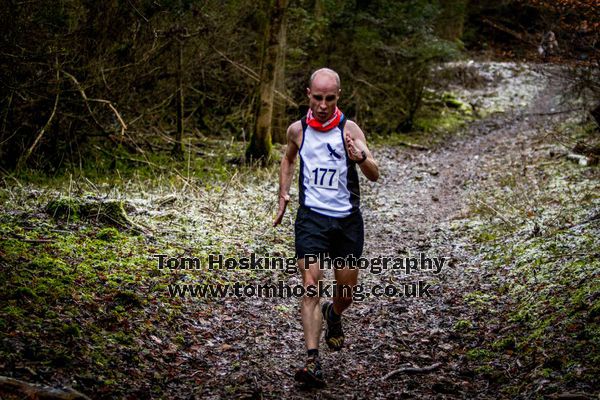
[345, 132, 365, 162]
[273, 194, 290, 227]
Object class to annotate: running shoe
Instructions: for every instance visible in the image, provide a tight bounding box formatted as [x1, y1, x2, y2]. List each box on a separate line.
[322, 301, 344, 351]
[294, 356, 325, 387]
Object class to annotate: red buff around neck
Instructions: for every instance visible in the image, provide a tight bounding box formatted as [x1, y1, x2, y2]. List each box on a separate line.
[306, 107, 342, 131]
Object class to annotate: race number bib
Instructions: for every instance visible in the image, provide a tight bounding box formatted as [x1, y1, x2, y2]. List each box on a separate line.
[310, 167, 339, 190]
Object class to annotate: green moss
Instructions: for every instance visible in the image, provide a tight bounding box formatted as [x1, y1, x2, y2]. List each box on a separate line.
[1, 237, 32, 259]
[3, 304, 25, 319]
[442, 92, 470, 111]
[34, 276, 71, 301]
[464, 291, 493, 307]
[454, 319, 472, 331]
[46, 196, 80, 221]
[492, 337, 516, 351]
[12, 135, 247, 187]
[29, 255, 70, 272]
[466, 348, 493, 360]
[114, 290, 143, 307]
[174, 334, 185, 346]
[13, 286, 37, 300]
[97, 227, 120, 241]
[475, 230, 498, 243]
[475, 365, 502, 381]
[62, 323, 81, 338]
[371, 92, 475, 149]
[45, 196, 144, 233]
[414, 110, 468, 135]
[112, 331, 133, 345]
[538, 368, 553, 378]
[113, 305, 126, 314]
[589, 301, 600, 319]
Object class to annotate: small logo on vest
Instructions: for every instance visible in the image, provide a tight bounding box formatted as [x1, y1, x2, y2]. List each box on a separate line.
[326, 143, 342, 160]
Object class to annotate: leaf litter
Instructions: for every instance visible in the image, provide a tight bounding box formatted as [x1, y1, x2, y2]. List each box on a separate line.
[1, 62, 598, 399]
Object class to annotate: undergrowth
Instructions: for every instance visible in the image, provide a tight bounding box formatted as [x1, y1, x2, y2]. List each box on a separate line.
[0, 138, 294, 397]
[454, 121, 599, 396]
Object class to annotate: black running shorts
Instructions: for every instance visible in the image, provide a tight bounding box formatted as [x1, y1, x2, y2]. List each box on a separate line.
[295, 206, 364, 260]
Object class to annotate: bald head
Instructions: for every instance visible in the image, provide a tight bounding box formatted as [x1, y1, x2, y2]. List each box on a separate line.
[309, 68, 341, 91]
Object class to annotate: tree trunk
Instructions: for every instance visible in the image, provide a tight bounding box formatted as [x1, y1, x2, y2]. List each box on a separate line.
[172, 37, 184, 159]
[272, 5, 288, 144]
[435, 0, 468, 41]
[246, 0, 287, 164]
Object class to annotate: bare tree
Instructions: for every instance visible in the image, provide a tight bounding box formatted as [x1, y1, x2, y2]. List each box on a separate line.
[246, 0, 288, 164]
[271, 6, 288, 145]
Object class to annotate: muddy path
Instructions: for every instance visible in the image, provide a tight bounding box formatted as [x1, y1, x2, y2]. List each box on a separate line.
[187, 65, 578, 399]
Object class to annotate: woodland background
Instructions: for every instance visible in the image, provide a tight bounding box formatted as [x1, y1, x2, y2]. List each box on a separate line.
[1, 0, 597, 170]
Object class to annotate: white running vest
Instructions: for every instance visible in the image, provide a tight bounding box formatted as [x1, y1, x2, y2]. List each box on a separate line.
[298, 116, 360, 217]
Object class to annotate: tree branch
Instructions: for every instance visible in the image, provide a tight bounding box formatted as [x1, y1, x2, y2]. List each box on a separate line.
[382, 362, 442, 380]
[62, 70, 105, 131]
[482, 18, 537, 46]
[17, 65, 60, 169]
[211, 46, 298, 108]
[0, 375, 91, 400]
[63, 71, 128, 135]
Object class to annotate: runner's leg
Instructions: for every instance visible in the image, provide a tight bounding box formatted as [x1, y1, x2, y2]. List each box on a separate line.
[298, 257, 324, 350]
[333, 266, 358, 315]
[321, 264, 357, 351]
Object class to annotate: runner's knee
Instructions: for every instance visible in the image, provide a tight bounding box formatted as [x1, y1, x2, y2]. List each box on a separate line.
[301, 263, 322, 287]
[302, 293, 319, 307]
[335, 296, 352, 310]
[303, 276, 319, 287]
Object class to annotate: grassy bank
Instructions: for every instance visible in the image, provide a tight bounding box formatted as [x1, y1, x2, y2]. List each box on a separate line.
[453, 121, 600, 396]
[0, 138, 292, 397]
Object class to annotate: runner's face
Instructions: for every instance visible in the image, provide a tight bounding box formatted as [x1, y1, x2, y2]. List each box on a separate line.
[307, 74, 340, 123]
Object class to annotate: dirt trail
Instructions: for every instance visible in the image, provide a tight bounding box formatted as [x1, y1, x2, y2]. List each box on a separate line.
[191, 65, 572, 399]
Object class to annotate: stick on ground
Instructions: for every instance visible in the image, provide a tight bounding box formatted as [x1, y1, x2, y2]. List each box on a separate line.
[0, 376, 91, 400]
[381, 362, 442, 381]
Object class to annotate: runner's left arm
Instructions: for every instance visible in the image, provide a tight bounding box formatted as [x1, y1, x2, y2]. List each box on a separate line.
[345, 121, 379, 182]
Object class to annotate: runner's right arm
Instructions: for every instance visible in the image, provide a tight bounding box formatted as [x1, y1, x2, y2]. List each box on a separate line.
[273, 122, 301, 227]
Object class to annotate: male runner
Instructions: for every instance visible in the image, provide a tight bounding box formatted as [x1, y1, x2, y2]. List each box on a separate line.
[273, 68, 379, 386]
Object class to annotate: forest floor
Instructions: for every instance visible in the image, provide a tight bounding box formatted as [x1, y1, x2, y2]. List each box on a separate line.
[1, 62, 598, 399]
